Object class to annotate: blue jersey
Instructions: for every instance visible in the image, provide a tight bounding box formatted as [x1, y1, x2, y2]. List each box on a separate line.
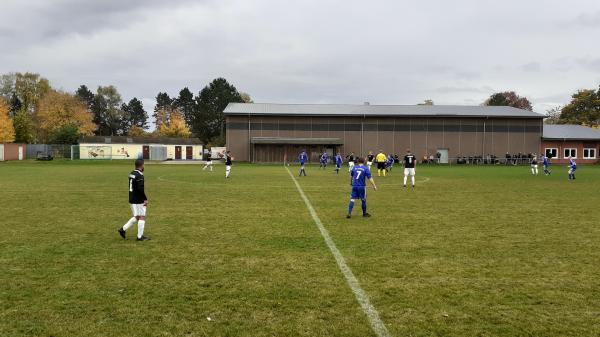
[543, 156, 549, 166]
[569, 159, 577, 170]
[321, 153, 328, 162]
[335, 154, 343, 166]
[350, 165, 372, 187]
[299, 152, 308, 164]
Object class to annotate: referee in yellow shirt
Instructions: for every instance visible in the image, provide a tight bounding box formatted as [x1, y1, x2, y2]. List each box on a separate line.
[375, 150, 387, 176]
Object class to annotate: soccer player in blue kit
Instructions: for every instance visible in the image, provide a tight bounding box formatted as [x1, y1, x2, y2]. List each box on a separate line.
[568, 157, 577, 181]
[346, 157, 377, 218]
[298, 150, 308, 176]
[334, 153, 343, 174]
[542, 154, 551, 175]
[319, 151, 328, 169]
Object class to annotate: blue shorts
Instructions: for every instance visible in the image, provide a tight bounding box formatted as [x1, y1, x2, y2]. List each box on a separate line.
[336, 164, 341, 169]
[351, 186, 366, 199]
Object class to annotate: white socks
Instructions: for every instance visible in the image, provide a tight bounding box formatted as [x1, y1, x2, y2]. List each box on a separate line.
[123, 217, 137, 231]
[403, 176, 407, 185]
[411, 176, 415, 186]
[137, 220, 145, 239]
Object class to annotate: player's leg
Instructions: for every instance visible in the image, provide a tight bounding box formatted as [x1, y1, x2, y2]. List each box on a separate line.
[403, 168, 408, 187]
[226, 165, 231, 178]
[531, 165, 535, 175]
[410, 169, 415, 187]
[119, 205, 138, 238]
[347, 198, 355, 218]
[210, 162, 213, 171]
[534, 165, 538, 175]
[136, 205, 149, 241]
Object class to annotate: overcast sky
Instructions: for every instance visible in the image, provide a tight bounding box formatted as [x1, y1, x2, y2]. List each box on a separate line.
[1, 0, 600, 117]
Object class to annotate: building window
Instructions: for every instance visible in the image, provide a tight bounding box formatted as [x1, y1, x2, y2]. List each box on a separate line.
[583, 148, 596, 159]
[545, 148, 558, 159]
[564, 148, 577, 158]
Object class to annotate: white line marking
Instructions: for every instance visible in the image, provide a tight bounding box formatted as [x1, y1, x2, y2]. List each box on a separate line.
[284, 166, 391, 337]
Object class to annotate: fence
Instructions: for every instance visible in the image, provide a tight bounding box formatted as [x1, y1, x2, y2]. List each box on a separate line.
[26, 144, 73, 159]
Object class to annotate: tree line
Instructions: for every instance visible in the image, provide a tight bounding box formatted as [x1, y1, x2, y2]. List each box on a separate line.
[0, 73, 251, 145]
[1, 73, 600, 145]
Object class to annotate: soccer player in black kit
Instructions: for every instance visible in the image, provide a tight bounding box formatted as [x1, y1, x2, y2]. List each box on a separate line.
[118, 159, 150, 241]
[366, 151, 375, 170]
[225, 151, 233, 178]
[403, 149, 417, 188]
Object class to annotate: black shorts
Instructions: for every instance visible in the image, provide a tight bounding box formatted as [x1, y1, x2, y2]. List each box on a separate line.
[377, 162, 385, 170]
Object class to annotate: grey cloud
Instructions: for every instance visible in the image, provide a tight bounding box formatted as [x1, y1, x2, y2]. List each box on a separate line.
[520, 62, 541, 72]
[434, 86, 494, 94]
[1, 0, 599, 120]
[572, 11, 600, 27]
[576, 57, 600, 71]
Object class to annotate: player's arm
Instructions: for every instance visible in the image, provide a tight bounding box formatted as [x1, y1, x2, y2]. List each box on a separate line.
[369, 177, 377, 190]
[138, 176, 148, 205]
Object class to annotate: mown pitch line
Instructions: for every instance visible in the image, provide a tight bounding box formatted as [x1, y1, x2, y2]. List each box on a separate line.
[284, 166, 392, 337]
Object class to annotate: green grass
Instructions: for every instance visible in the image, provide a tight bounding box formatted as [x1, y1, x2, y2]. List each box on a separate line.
[0, 160, 599, 337]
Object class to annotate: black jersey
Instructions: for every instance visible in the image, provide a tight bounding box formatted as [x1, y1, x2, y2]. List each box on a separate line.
[129, 170, 147, 204]
[347, 154, 355, 162]
[404, 154, 416, 168]
[225, 155, 232, 165]
[367, 154, 374, 162]
[206, 153, 212, 161]
[531, 157, 538, 165]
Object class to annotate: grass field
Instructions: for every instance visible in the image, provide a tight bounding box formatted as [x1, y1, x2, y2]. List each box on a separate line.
[1, 160, 599, 337]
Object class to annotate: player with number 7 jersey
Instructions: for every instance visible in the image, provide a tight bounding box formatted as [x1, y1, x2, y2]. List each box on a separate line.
[347, 157, 377, 218]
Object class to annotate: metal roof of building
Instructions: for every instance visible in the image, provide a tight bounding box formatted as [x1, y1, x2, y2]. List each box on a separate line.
[542, 124, 600, 140]
[224, 103, 544, 118]
[80, 136, 203, 145]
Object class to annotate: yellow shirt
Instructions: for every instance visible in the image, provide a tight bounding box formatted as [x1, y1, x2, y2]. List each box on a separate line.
[376, 153, 387, 163]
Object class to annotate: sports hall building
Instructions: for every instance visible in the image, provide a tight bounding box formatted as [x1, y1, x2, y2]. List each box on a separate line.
[224, 103, 544, 163]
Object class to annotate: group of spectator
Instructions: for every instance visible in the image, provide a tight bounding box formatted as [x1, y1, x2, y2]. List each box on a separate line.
[455, 153, 539, 165]
[422, 152, 442, 164]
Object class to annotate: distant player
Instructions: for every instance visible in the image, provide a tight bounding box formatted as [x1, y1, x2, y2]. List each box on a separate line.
[543, 154, 551, 175]
[346, 157, 377, 219]
[202, 151, 213, 171]
[403, 149, 417, 188]
[530, 153, 538, 175]
[386, 154, 394, 172]
[375, 150, 387, 176]
[319, 152, 328, 169]
[299, 150, 308, 176]
[334, 153, 343, 174]
[568, 157, 577, 181]
[366, 151, 375, 170]
[118, 159, 150, 241]
[225, 151, 233, 178]
[346, 152, 356, 172]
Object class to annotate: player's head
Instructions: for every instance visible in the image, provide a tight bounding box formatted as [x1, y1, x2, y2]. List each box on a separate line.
[406, 149, 411, 154]
[135, 159, 144, 171]
[357, 157, 365, 164]
[226, 150, 231, 154]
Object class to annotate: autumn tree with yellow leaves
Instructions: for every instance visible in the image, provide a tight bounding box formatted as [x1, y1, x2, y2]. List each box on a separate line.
[36, 90, 97, 142]
[0, 97, 15, 142]
[155, 108, 191, 138]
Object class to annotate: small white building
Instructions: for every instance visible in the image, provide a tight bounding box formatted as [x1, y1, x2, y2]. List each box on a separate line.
[78, 136, 203, 161]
